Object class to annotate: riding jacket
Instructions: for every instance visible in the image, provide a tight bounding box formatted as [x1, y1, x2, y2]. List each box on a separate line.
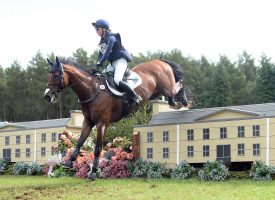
[96, 32, 132, 66]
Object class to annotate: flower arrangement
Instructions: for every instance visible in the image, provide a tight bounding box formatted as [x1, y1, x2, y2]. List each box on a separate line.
[58, 130, 79, 154]
[44, 130, 135, 179]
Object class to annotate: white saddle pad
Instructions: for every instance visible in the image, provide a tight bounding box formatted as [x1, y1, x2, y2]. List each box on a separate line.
[105, 71, 142, 96]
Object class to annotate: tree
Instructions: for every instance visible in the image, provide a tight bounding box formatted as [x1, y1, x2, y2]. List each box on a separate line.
[211, 56, 232, 107]
[256, 55, 275, 103]
[234, 51, 257, 105]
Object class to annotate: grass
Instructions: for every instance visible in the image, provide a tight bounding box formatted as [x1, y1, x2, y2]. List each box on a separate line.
[1, 176, 275, 200]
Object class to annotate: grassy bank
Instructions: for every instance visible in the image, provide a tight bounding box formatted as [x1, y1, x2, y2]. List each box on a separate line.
[1, 176, 275, 200]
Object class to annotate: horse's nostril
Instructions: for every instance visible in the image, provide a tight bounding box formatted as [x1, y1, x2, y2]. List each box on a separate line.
[44, 94, 51, 102]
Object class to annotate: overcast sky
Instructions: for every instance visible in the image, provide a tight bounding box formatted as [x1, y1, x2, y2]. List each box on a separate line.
[0, 0, 275, 68]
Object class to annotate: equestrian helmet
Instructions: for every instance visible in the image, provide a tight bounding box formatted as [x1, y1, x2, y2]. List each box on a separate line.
[92, 19, 110, 29]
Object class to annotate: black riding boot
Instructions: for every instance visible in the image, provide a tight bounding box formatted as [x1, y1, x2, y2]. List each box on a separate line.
[119, 81, 142, 105]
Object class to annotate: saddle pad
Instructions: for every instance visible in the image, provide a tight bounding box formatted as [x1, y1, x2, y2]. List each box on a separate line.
[105, 71, 142, 96]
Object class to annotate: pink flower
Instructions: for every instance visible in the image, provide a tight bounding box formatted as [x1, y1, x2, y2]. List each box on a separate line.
[121, 151, 128, 160]
[127, 153, 134, 160]
[111, 156, 117, 161]
[60, 135, 66, 140]
[117, 147, 122, 153]
[107, 143, 112, 148]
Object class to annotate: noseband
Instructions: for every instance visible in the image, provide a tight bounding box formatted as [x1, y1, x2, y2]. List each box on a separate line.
[50, 63, 100, 104]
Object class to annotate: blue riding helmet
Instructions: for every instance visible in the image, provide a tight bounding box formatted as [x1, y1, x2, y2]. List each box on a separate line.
[92, 19, 110, 29]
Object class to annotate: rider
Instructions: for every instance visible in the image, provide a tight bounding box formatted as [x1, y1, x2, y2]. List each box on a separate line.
[91, 19, 142, 105]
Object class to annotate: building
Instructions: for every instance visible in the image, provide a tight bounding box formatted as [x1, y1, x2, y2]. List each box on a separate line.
[134, 100, 275, 169]
[0, 110, 83, 164]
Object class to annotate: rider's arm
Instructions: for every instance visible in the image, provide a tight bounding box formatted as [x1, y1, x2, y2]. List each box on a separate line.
[98, 36, 116, 65]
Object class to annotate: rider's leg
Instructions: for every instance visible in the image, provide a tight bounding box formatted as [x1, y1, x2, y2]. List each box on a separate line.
[113, 58, 142, 105]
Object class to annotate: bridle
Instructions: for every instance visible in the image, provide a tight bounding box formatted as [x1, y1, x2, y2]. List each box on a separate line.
[48, 63, 100, 104]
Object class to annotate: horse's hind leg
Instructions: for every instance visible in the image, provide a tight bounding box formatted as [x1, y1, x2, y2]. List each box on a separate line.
[166, 79, 183, 110]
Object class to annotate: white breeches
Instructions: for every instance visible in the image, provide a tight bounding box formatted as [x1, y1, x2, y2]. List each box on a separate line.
[105, 58, 128, 86]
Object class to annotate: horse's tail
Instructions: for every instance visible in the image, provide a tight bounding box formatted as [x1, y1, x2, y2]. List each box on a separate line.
[160, 59, 184, 82]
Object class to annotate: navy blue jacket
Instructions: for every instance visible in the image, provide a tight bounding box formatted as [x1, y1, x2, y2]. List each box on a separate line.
[97, 32, 132, 65]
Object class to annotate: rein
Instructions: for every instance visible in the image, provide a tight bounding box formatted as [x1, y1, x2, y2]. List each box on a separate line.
[58, 65, 101, 103]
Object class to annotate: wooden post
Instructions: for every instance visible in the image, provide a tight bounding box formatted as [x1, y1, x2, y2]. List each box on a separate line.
[131, 131, 140, 160]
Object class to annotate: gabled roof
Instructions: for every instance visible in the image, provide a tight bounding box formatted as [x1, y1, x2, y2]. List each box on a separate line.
[145, 102, 275, 126]
[194, 107, 260, 121]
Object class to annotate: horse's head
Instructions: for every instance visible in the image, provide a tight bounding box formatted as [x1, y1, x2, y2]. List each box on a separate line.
[43, 56, 66, 103]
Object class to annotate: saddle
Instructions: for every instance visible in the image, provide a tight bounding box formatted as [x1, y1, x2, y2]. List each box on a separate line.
[102, 69, 142, 96]
[95, 69, 142, 116]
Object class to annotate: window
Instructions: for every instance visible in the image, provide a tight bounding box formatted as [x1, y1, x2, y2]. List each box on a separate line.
[203, 128, 210, 140]
[147, 148, 153, 159]
[238, 126, 245, 138]
[203, 145, 209, 157]
[52, 132, 57, 142]
[253, 125, 260, 137]
[41, 133, 46, 143]
[16, 136, 21, 144]
[163, 147, 169, 159]
[4, 136, 9, 145]
[26, 135, 31, 144]
[51, 146, 55, 155]
[163, 131, 169, 142]
[220, 127, 227, 139]
[187, 146, 194, 157]
[187, 129, 194, 141]
[253, 144, 260, 156]
[15, 149, 21, 158]
[238, 144, 245, 155]
[147, 132, 153, 143]
[41, 147, 46, 157]
[26, 148, 30, 158]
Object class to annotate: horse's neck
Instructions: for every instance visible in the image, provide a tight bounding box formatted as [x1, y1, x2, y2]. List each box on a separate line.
[66, 68, 96, 99]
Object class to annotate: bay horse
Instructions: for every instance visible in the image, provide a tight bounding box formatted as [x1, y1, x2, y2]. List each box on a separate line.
[44, 56, 189, 180]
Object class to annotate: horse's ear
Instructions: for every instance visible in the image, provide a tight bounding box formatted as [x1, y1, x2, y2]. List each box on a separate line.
[56, 56, 60, 66]
[47, 58, 53, 66]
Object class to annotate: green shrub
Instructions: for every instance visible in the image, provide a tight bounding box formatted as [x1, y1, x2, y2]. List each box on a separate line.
[13, 162, 29, 175]
[129, 159, 169, 179]
[171, 160, 195, 179]
[50, 166, 75, 178]
[0, 159, 7, 174]
[250, 161, 273, 181]
[27, 162, 42, 175]
[198, 160, 229, 181]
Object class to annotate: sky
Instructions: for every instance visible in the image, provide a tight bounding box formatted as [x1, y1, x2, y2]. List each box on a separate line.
[0, 0, 275, 68]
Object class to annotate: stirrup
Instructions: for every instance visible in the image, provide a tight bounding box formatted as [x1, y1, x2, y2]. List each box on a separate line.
[133, 95, 142, 105]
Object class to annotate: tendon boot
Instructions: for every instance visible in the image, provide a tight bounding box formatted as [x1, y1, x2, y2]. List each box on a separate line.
[182, 89, 188, 107]
[119, 81, 142, 105]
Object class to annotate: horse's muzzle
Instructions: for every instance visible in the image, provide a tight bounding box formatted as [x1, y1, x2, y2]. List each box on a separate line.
[43, 88, 56, 103]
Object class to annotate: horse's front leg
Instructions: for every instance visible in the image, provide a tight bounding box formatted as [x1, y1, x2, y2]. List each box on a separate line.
[64, 118, 94, 168]
[88, 122, 107, 180]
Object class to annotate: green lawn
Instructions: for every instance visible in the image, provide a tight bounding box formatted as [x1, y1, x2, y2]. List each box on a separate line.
[1, 176, 275, 200]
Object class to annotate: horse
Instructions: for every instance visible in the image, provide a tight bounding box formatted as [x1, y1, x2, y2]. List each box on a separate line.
[44, 56, 190, 180]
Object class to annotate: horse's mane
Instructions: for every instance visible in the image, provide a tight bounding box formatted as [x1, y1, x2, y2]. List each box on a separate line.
[59, 57, 91, 74]
[160, 59, 184, 82]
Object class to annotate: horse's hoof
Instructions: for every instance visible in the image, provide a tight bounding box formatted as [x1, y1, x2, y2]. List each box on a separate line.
[187, 101, 194, 109]
[63, 160, 73, 168]
[169, 103, 182, 110]
[88, 172, 97, 180]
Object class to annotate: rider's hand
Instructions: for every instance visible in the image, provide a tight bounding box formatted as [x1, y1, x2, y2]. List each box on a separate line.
[95, 61, 102, 68]
[91, 68, 98, 75]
